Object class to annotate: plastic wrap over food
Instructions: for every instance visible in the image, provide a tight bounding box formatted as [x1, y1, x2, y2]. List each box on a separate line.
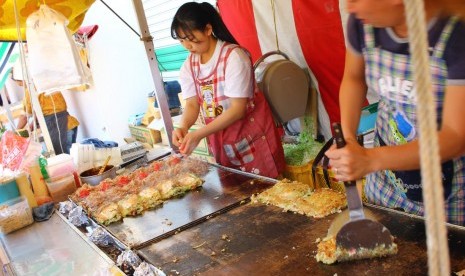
[0, 197, 34, 234]
[134, 262, 166, 276]
[58, 201, 74, 215]
[68, 206, 88, 226]
[89, 226, 113, 247]
[117, 250, 142, 270]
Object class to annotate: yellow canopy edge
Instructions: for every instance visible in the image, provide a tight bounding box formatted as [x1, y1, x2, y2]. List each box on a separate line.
[0, 0, 96, 41]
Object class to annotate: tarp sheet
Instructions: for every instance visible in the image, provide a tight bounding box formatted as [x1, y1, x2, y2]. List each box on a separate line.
[0, 42, 18, 90]
[0, 0, 96, 41]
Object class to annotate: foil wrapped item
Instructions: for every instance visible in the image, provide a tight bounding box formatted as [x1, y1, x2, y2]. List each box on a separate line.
[68, 206, 88, 226]
[117, 250, 142, 274]
[32, 202, 55, 222]
[89, 226, 113, 247]
[58, 201, 74, 215]
[134, 262, 166, 276]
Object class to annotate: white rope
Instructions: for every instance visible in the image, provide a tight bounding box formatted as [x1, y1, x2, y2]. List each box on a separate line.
[403, 1, 450, 275]
[13, 0, 36, 141]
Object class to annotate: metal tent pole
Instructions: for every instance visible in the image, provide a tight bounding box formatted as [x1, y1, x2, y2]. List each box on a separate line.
[29, 85, 54, 155]
[131, 0, 175, 150]
[17, 42, 54, 155]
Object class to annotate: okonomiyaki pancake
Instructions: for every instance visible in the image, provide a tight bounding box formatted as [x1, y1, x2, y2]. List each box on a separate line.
[315, 235, 398, 264]
[293, 188, 347, 218]
[138, 186, 163, 209]
[252, 179, 311, 211]
[252, 180, 347, 218]
[71, 157, 209, 225]
[93, 202, 121, 225]
[118, 194, 144, 217]
[176, 173, 204, 190]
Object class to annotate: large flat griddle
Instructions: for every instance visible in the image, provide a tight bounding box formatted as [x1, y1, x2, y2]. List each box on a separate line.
[103, 164, 275, 248]
[137, 203, 465, 275]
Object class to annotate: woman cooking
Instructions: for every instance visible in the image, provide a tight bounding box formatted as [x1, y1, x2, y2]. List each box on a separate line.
[170, 2, 285, 178]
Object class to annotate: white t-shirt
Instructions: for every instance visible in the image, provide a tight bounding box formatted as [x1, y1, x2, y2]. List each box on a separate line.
[179, 40, 253, 100]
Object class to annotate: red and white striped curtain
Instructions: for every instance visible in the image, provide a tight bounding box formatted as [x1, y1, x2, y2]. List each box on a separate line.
[217, 0, 347, 138]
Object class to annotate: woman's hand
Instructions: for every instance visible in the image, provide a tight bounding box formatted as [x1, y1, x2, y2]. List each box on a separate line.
[178, 131, 202, 155]
[172, 127, 188, 147]
[325, 137, 375, 181]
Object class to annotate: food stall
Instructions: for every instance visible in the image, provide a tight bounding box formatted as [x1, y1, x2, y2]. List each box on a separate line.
[2, 158, 465, 275]
[0, 1, 464, 276]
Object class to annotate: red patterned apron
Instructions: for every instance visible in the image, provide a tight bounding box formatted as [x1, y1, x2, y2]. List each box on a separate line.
[190, 42, 285, 178]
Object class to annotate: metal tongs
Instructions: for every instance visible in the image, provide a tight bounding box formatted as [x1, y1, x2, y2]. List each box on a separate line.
[332, 123, 393, 251]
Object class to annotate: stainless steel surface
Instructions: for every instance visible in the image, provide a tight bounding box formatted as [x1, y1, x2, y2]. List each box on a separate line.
[336, 218, 394, 250]
[335, 183, 393, 250]
[328, 208, 378, 237]
[0, 213, 118, 275]
[55, 211, 127, 263]
[104, 165, 275, 249]
[344, 183, 365, 220]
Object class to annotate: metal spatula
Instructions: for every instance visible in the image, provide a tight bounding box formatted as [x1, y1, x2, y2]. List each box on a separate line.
[327, 207, 378, 237]
[332, 123, 393, 251]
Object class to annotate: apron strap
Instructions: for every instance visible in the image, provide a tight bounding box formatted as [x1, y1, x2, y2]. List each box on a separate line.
[432, 16, 459, 59]
[363, 24, 376, 49]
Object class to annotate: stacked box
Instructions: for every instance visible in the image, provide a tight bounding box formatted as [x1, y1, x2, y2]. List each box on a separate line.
[128, 125, 161, 145]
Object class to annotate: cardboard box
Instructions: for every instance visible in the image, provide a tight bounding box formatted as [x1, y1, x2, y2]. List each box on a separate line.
[128, 124, 161, 145]
[147, 116, 213, 157]
[147, 118, 169, 146]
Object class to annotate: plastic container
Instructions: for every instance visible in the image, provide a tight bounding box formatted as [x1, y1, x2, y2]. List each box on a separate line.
[314, 166, 368, 203]
[0, 177, 20, 204]
[46, 154, 76, 179]
[35, 195, 54, 206]
[15, 173, 38, 208]
[29, 164, 50, 197]
[0, 196, 34, 234]
[45, 173, 77, 203]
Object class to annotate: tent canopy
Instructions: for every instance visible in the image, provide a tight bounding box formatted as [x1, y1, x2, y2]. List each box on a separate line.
[0, 0, 96, 41]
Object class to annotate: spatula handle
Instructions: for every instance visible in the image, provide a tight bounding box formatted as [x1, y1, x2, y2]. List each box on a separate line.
[332, 123, 356, 186]
[333, 123, 346, 148]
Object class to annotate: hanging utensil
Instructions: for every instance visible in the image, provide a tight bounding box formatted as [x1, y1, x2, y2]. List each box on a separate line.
[331, 123, 393, 252]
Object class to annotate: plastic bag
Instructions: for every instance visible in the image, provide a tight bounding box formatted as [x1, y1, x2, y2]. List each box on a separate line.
[32, 202, 55, 222]
[18, 140, 43, 174]
[0, 131, 30, 172]
[26, 5, 91, 94]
